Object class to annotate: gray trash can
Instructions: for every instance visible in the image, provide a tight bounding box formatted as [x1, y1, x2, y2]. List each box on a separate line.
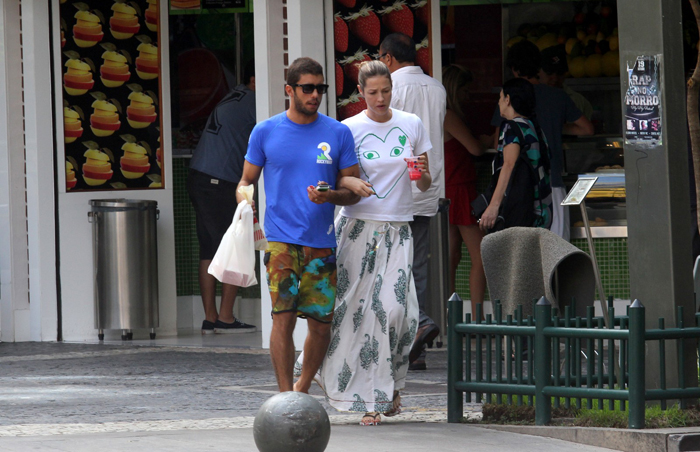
[88, 199, 159, 341]
[426, 198, 450, 348]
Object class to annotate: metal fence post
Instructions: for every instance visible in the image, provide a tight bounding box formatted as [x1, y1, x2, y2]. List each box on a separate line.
[628, 299, 646, 429]
[448, 292, 464, 423]
[535, 296, 552, 425]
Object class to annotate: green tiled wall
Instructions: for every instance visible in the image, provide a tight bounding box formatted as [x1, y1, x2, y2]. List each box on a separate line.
[452, 159, 631, 301]
[173, 158, 261, 298]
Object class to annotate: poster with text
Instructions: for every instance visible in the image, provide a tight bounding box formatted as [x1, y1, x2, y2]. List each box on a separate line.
[60, 0, 163, 192]
[624, 55, 662, 147]
[333, 0, 432, 120]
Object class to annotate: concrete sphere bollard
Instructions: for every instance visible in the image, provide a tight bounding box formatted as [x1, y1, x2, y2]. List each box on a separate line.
[253, 391, 331, 452]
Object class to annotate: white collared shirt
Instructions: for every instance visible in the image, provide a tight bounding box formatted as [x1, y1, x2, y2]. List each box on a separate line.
[390, 66, 447, 216]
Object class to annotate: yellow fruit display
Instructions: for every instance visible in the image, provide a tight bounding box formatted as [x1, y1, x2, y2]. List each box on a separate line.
[120, 141, 151, 179]
[535, 33, 558, 51]
[145, 0, 158, 32]
[66, 161, 77, 190]
[584, 54, 603, 78]
[90, 100, 121, 137]
[135, 42, 158, 80]
[73, 10, 104, 48]
[569, 56, 587, 78]
[109, 2, 140, 39]
[126, 91, 157, 128]
[609, 36, 619, 51]
[100, 50, 131, 88]
[64, 58, 94, 96]
[602, 51, 620, 77]
[64, 107, 83, 143]
[82, 149, 113, 186]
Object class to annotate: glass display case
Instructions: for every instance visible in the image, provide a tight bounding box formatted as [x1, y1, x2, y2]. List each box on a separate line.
[570, 171, 627, 238]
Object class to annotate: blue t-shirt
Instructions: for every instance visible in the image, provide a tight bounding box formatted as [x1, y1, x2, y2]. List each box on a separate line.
[246, 112, 357, 248]
[492, 83, 582, 187]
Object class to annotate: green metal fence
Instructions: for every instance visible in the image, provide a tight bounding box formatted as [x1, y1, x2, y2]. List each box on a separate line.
[447, 294, 700, 429]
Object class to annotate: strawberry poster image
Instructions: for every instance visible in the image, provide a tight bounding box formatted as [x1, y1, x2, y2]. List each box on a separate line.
[334, 0, 431, 120]
[60, 0, 163, 192]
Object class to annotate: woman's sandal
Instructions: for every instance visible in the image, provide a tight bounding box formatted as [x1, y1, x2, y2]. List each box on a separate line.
[383, 392, 402, 417]
[359, 412, 381, 426]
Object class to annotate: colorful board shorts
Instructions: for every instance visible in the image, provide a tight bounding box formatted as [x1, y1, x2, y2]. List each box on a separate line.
[264, 242, 337, 323]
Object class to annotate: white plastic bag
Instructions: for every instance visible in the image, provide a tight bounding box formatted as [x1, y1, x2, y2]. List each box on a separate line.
[207, 200, 258, 287]
[237, 185, 268, 250]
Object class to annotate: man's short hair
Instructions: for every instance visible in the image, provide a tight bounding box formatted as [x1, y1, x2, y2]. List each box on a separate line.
[380, 33, 416, 64]
[506, 40, 541, 79]
[243, 59, 255, 85]
[286, 57, 324, 86]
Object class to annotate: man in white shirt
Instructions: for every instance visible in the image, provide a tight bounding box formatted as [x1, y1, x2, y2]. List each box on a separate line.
[379, 33, 447, 370]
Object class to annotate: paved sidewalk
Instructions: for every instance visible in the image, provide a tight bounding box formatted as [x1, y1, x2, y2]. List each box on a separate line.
[0, 340, 618, 451]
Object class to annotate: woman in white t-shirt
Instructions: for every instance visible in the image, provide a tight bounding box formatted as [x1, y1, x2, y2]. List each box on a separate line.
[322, 60, 431, 426]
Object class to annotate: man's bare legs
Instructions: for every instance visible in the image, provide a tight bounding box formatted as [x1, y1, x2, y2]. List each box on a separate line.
[198, 260, 239, 323]
[293, 319, 331, 393]
[270, 311, 297, 392]
[199, 260, 218, 323]
[460, 224, 486, 318]
[448, 224, 486, 319]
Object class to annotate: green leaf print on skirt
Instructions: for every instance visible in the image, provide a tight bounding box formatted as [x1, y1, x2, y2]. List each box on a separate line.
[371, 275, 387, 334]
[359, 334, 379, 370]
[353, 299, 365, 333]
[338, 360, 352, 393]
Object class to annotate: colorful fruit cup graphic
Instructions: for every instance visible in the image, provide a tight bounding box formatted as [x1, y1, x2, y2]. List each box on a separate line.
[72, 3, 105, 48]
[145, 0, 158, 32]
[63, 52, 95, 96]
[89, 92, 121, 137]
[63, 104, 84, 143]
[65, 159, 78, 190]
[405, 157, 421, 181]
[119, 134, 151, 179]
[126, 85, 157, 128]
[170, 0, 200, 9]
[134, 39, 158, 80]
[109, 1, 140, 39]
[81, 143, 114, 187]
[100, 44, 131, 88]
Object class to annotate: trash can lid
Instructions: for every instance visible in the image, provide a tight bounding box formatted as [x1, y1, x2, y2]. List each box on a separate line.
[90, 199, 158, 210]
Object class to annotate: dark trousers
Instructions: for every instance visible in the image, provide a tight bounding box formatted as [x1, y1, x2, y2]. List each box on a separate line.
[410, 215, 435, 328]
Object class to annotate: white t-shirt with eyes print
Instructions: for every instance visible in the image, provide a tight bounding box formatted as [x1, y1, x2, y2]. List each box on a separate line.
[339, 108, 432, 222]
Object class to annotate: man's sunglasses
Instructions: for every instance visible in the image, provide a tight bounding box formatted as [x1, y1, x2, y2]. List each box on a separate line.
[289, 83, 329, 94]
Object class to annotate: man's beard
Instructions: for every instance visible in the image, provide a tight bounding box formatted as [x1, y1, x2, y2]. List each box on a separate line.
[293, 95, 319, 116]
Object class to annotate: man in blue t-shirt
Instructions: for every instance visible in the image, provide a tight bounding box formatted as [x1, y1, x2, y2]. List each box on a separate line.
[491, 40, 594, 241]
[238, 57, 360, 393]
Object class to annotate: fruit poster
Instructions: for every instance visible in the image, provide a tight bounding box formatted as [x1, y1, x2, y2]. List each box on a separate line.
[334, 0, 431, 120]
[60, 0, 163, 192]
[624, 55, 662, 147]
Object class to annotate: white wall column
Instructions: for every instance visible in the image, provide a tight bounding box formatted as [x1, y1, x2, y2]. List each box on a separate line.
[23, 0, 60, 341]
[0, 0, 30, 342]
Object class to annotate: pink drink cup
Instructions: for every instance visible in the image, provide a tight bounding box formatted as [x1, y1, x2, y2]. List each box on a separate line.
[405, 157, 421, 181]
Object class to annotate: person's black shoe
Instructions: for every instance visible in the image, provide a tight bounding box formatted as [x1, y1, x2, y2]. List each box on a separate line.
[214, 318, 257, 334]
[201, 320, 215, 335]
[409, 323, 439, 363]
[408, 351, 427, 370]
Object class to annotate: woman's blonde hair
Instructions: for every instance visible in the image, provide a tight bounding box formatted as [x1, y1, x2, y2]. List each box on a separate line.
[358, 60, 392, 89]
[442, 64, 473, 120]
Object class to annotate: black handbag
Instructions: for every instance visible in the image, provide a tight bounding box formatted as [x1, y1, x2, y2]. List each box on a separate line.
[471, 120, 541, 233]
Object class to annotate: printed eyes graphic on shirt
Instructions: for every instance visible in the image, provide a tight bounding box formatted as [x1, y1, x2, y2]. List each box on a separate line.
[360, 143, 406, 160]
[356, 127, 412, 199]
